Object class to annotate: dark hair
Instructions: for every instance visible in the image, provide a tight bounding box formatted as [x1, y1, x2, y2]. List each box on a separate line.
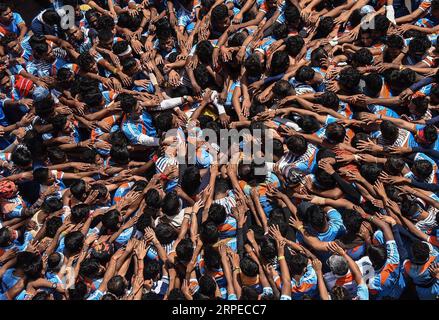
[145, 188, 161, 210]
[352, 48, 373, 67]
[367, 244, 387, 270]
[198, 275, 217, 298]
[364, 73, 383, 97]
[296, 66, 315, 83]
[380, 120, 399, 143]
[240, 256, 259, 277]
[70, 179, 87, 201]
[384, 157, 405, 175]
[97, 15, 115, 31]
[411, 241, 430, 264]
[45, 217, 63, 238]
[316, 92, 339, 110]
[102, 209, 121, 232]
[285, 35, 305, 57]
[338, 67, 360, 91]
[208, 203, 227, 225]
[161, 191, 180, 217]
[155, 223, 178, 245]
[71, 204, 91, 224]
[181, 166, 201, 196]
[285, 135, 307, 155]
[33, 167, 49, 184]
[116, 93, 137, 114]
[200, 221, 219, 244]
[325, 123, 346, 143]
[64, 231, 85, 254]
[11, 147, 32, 167]
[211, 4, 229, 25]
[155, 112, 174, 132]
[412, 159, 433, 180]
[287, 252, 308, 275]
[144, 260, 161, 280]
[110, 145, 130, 165]
[270, 50, 289, 75]
[360, 163, 383, 184]
[107, 275, 126, 297]
[176, 238, 194, 263]
[196, 40, 214, 65]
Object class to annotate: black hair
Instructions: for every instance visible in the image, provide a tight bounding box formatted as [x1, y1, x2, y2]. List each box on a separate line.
[11, 147, 32, 167]
[325, 123, 346, 143]
[195, 40, 214, 65]
[181, 166, 201, 196]
[364, 73, 383, 97]
[198, 275, 217, 298]
[245, 54, 263, 78]
[352, 48, 373, 67]
[71, 203, 91, 224]
[68, 281, 88, 300]
[211, 4, 229, 25]
[45, 217, 63, 238]
[270, 50, 290, 75]
[107, 275, 126, 297]
[70, 179, 87, 201]
[384, 157, 405, 175]
[200, 221, 219, 244]
[102, 209, 121, 232]
[96, 15, 115, 31]
[110, 145, 130, 165]
[144, 260, 161, 280]
[33, 167, 49, 184]
[360, 163, 383, 184]
[285, 135, 307, 156]
[155, 112, 174, 132]
[296, 66, 315, 83]
[272, 80, 294, 99]
[287, 252, 308, 275]
[155, 223, 178, 245]
[380, 120, 399, 143]
[240, 256, 259, 277]
[316, 92, 339, 110]
[338, 67, 361, 91]
[208, 203, 227, 225]
[145, 188, 161, 210]
[367, 244, 387, 270]
[412, 159, 433, 180]
[64, 231, 85, 254]
[79, 257, 102, 278]
[285, 35, 305, 57]
[176, 238, 194, 263]
[411, 241, 430, 264]
[386, 34, 404, 49]
[161, 191, 180, 217]
[42, 9, 61, 25]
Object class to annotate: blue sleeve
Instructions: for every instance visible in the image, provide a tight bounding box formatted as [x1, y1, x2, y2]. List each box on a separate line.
[410, 179, 439, 192]
[409, 77, 434, 92]
[426, 115, 439, 126]
[263, 73, 285, 85]
[392, 225, 409, 262]
[410, 147, 439, 160]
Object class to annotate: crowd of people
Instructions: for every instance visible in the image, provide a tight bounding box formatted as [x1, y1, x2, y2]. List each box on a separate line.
[0, 0, 437, 301]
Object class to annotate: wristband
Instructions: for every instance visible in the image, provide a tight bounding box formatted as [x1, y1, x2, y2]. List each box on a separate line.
[278, 255, 285, 261]
[160, 173, 169, 181]
[232, 267, 241, 272]
[368, 216, 375, 222]
[298, 225, 305, 233]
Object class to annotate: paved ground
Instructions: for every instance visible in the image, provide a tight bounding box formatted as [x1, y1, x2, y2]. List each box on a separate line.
[4, 0, 50, 24]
